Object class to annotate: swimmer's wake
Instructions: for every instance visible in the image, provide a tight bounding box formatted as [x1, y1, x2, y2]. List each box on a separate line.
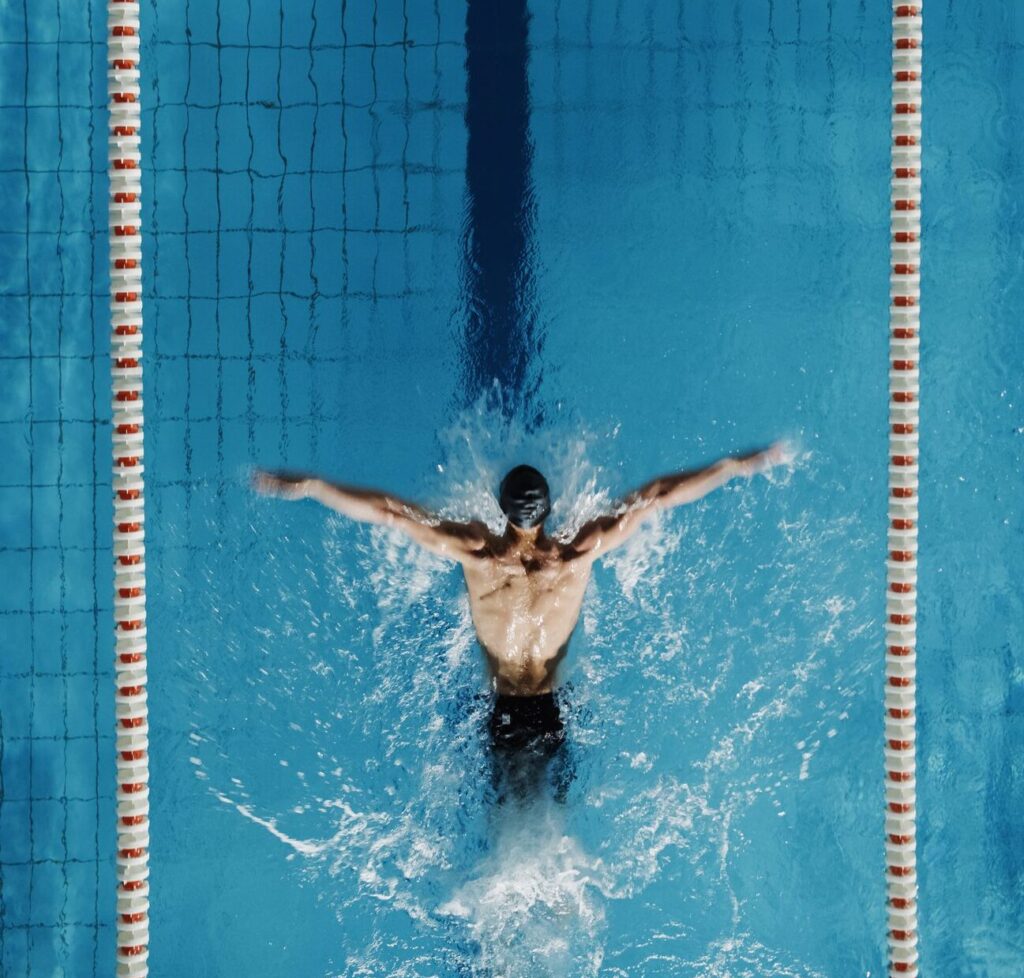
[440, 801, 608, 978]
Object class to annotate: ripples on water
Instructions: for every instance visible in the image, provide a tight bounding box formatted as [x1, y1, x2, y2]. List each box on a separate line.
[181, 396, 871, 978]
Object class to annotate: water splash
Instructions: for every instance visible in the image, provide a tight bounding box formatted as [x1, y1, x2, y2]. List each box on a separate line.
[432, 387, 617, 539]
[440, 802, 608, 978]
[177, 401, 871, 978]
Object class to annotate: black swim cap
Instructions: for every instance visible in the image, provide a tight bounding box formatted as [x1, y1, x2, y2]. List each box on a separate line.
[499, 465, 551, 529]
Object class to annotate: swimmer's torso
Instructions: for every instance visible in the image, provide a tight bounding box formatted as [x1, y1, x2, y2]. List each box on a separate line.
[462, 536, 591, 696]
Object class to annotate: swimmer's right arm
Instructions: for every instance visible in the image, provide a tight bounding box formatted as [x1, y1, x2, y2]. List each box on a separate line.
[252, 469, 489, 562]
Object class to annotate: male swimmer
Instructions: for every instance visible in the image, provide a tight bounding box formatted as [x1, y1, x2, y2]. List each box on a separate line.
[254, 444, 787, 798]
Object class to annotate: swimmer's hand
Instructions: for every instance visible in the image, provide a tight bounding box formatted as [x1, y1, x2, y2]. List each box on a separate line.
[251, 468, 310, 500]
[735, 441, 792, 475]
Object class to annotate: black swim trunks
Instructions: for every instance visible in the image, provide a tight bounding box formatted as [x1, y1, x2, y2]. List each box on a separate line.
[489, 691, 565, 755]
[487, 691, 573, 803]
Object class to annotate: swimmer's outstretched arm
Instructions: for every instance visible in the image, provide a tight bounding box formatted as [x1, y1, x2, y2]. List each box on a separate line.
[568, 443, 789, 562]
[252, 469, 488, 562]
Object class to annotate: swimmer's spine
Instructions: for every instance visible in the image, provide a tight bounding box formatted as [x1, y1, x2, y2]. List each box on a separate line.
[108, 1, 150, 975]
[888, 4, 921, 978]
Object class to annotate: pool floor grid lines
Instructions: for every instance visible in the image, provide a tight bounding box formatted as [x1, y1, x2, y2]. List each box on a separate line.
[886, 2, 923, 977]
[7, 0, 1023, 974]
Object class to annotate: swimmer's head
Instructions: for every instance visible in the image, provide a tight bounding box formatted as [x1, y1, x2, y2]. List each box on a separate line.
[499, 465, 551, 530]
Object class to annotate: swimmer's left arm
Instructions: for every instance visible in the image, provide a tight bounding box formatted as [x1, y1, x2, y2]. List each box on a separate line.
[643, 443, 786, 509]
[252, 469, 489, 561]
[568, 443, 787, 561]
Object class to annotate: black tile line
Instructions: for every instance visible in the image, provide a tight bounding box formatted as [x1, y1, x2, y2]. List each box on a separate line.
[183, 0, 196, 545]
[0, 162, 466, 177]
[553, 0, 564, 184]
[427, 0, 441, 326]
[733, 0, 751, 208]
[245, 0, 257, 460]
[0, 732, 114, 741]
[54, 1, 71, 958]
[151, 0, 165, 547]
[0, 856, 112, 868]
[794, 0, 808, 182]
[0, 222, 479, 235]
[23, 0, 38, 957]
[672, 0, 686, 174]
[2, 921, 110, 932]
[0, 283, 448, 313]
[340, 0, 351, 354]
[305, 0, 322, 466]
[369, 2, 381, 327]
[644, 1, 656, 168]
[0, 96, 469, 111]
[699, 0, 716, 195]
[276, 0, 290, 460]
[215, 0, 226, 523]
[399, 0, 411, 391]
[0, 38, 460, 52]
[764, 0, 781, 203]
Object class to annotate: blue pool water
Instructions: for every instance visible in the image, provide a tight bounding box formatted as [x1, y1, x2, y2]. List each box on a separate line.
[1, 1, 1022, 976]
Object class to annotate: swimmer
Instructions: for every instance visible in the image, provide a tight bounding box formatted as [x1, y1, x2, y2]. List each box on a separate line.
[253, 443, 789, 795]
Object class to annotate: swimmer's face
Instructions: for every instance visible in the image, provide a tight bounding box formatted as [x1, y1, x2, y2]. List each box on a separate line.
[498, 465, 551, 529]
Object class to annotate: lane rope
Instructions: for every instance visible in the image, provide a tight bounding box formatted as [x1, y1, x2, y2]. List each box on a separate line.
[887, 4, 922, 977]
[107, 1, 150, 974]
[100, 5, 925, 976]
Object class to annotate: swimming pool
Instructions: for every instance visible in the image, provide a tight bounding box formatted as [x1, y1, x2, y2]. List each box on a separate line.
[1, 1, 1022, 975]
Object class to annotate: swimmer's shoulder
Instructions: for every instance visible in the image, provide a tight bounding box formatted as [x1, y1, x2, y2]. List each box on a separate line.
[456, 520, 504, 561]
[553, 537, 593, 565]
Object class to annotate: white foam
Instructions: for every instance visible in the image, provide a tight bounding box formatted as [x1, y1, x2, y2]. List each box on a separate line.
[439, 803, 607, 978]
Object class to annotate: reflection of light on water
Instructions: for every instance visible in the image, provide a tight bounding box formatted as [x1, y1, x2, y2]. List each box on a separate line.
[181, 398, 870, 977]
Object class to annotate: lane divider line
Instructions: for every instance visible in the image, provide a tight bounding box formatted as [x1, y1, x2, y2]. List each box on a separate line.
[887, 4, 922, 976]
[108, 2, 150, 975]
